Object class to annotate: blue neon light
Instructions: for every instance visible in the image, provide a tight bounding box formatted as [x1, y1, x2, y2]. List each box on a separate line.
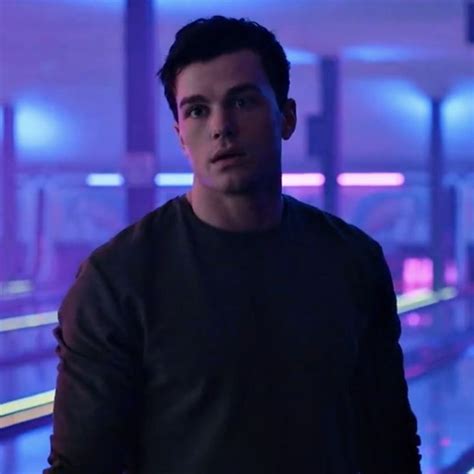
[284, 48, 318, 65]
[369, 80, 429, 120]
[86, 173, 405, 188]
[86, 173, 124, 186]
[16, 102, 74, 156]
[443, 83, 474, 155]
[155, 173, 193, 186]
[344, 45, 417, 62]
[17, 105, 58, 151]
[443, 84, 474, 126]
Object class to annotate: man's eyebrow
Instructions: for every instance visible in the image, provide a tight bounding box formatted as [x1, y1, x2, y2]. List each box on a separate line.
[178, 94, 209, 110]
[178, 84, 262, 110]
[225, 83, 262, 97]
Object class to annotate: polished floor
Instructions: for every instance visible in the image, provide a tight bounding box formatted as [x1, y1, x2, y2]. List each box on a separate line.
[1, 296, 474, 474]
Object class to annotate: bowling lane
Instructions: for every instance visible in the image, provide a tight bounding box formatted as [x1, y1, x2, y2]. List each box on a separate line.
[0, 423, 52, 474]
[0, 324, 57, 403]
[409, 345, 474, 474]
[400, 295, 474, 474]
[1, 295, 473, 474]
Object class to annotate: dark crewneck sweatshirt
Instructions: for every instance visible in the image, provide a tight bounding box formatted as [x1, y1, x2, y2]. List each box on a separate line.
[45, 194, 421, 474]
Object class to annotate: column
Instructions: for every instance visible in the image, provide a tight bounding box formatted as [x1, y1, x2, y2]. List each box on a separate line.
[320, 57, 341, 216]
[429, 97, 445, 291]
[0, 104, 18, 281]
[124, 0, 157, 224]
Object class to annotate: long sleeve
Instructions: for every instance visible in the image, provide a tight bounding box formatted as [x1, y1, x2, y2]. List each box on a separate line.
[44, 257, 143, 474]
[352, 243, 422, 474]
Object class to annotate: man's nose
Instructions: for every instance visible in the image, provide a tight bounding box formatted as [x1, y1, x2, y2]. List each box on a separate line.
[210, 108, 237, 140]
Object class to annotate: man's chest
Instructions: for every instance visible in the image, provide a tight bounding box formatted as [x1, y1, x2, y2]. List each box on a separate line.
[142, 243, 367, 387]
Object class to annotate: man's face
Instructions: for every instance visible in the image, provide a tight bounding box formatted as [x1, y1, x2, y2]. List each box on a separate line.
[174, 49, 296, 196]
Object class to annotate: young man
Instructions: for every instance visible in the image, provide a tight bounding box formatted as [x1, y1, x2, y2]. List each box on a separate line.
[45, 16, 421, 474]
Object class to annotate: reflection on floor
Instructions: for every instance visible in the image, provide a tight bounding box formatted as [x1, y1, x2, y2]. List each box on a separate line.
[410, 348, 474, 473]
[0, 424, 52, 474]
[1, 298, 474, 474]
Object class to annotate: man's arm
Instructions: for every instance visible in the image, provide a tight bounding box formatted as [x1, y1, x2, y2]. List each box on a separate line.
[352, 242, 422, 474]
[44, 257, 143, 473]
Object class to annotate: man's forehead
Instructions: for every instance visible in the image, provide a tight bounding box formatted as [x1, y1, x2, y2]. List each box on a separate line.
[174, 50, 268, 98]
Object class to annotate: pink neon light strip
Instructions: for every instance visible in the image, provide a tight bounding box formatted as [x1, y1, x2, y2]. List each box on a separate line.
[337, 173, 405, 186]
[281, 173, 325, 187]
[86, 173, 406, 187]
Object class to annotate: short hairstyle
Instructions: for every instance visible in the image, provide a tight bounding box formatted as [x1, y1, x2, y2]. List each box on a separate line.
[158, 16, 291, 121]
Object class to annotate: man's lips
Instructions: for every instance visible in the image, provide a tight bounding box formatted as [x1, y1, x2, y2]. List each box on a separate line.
[211, 150, 246, 163]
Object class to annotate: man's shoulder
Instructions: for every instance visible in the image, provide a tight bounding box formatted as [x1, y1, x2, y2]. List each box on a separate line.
[286, 196, 387, 300]
[83, 196, 182, 275]
[285, 194, 381, 255]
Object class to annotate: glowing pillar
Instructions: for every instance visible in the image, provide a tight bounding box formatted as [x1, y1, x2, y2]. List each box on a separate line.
[124, 0, 157, 224]
[0, 105, 18, 282]
[429, 98, 445, 291]
[320, 57, 341, 216]
[32, 187, 46, 281]
[454, 181, 469, 291]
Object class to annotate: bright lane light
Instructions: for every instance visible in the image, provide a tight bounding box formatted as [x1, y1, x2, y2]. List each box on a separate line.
[337, 173, 405, 187]
[86, 173, 124, 186]
[397, 287, 458, 314]
[282, 173, 325, 187]
[0, 403, 54, 429]
[0, 311, 58, 332]
[155, 173, 193, 186]
[85, 172, 406, 188]
[0, 390, 55, 417]
[0, 280, 33, 296]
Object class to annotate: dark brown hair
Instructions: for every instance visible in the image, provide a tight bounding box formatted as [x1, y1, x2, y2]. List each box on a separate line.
[158, 16, 291, 121]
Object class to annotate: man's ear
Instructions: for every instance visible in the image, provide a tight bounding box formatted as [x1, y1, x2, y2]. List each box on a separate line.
[281, 98, 297, 140]
[174, 122, 187, 152]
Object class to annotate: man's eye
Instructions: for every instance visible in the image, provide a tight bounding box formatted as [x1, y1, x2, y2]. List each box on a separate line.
[233, 96, 254, 109]
[187, 106, 207, 118]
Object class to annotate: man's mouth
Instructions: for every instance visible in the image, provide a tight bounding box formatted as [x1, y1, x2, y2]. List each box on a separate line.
[212, 150, 246, 163]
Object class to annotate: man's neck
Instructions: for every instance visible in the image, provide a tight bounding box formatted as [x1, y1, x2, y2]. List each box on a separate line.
[186, 188, 283, 232]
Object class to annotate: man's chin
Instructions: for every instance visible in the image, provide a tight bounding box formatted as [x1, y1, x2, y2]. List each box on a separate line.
[218, 182, 258, 195]
[195, 169, 281, 196]
[211, 175, 279, 196]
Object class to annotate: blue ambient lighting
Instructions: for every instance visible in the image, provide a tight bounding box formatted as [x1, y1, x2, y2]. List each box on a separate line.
[155, 173, 193, 186]
[348, 79, 430, 143]
[86, 173, 125, 186]
[367, 80, 430, 126]
[442, 83, 474, 154]
[16, 105, 59, 151]
[15, 102, 74, 155]
[58, 0, 277, 11]
[382, 82, 430, 120]
[284, 48, 318, 65]
[86, 173, 404, 188]
[58, 0, 122, 8]
[443, 84, 474, 126]
[344, 45, 417, 62]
